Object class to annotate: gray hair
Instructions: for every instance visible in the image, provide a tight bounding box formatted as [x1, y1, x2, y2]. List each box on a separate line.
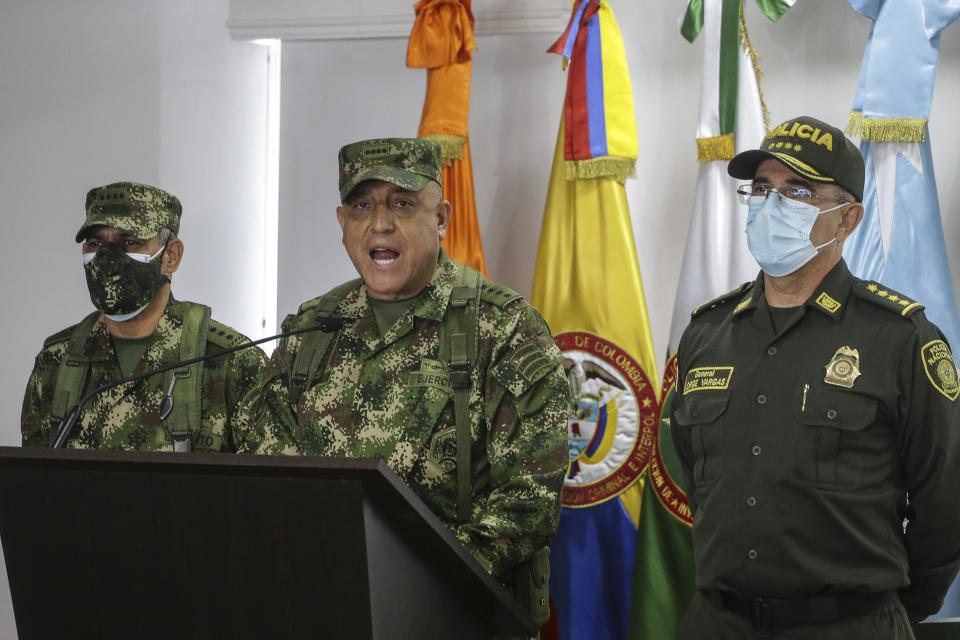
[157, 228, 176, 245]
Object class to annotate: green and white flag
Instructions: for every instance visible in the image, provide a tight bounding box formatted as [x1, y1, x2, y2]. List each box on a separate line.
[667, 0, 795, 355]
[629, 2, 794, 639]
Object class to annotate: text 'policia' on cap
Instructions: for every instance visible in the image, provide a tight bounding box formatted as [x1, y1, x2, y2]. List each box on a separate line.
[727, 116, 865, 202]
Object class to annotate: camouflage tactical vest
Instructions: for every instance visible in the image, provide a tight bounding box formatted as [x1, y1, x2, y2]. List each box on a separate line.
[288, 266, 551, 628]
[49, 303, 211, 451]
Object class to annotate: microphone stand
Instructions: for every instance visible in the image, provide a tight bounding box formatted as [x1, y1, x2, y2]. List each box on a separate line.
[50, 318, 343, 448]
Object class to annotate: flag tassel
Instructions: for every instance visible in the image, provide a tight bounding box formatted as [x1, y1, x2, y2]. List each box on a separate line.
[846, 111, 928, 143]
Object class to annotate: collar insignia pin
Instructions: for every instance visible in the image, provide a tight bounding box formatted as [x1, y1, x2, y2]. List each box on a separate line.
[815, 292, 841, 313]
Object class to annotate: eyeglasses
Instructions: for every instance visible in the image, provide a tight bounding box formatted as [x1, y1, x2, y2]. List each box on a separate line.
[736, 184, 850, 206]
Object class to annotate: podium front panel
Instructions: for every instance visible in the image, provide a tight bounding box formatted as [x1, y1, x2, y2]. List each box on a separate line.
[0, 447, 536, 639]
[0, 456, 374, 638]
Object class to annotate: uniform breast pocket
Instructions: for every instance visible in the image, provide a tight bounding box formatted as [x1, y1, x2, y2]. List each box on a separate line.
[793, 387, 879, 490]
[293, 375, 353, 450]
[395, 384, 454, 436]
[673, 393, 730, 486]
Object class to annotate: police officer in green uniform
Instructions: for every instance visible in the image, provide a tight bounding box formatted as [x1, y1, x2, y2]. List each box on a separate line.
[241, 138, 568, 628]
[21, 182, 266, 452]
[672, 116, 960, 638]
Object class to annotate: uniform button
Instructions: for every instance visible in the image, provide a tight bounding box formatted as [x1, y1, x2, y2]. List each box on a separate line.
[767, 346, 778, 356]
[747, 496, 758, 507]
[751, 445, 762, 456]
[756, 394, 767, 405]
[826, 409, 838, 420]
[747, 549, 758, 560]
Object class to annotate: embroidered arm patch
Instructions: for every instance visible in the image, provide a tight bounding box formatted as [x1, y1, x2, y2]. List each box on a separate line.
[922, 339, 959, 401]
[493, 341, 561, 397]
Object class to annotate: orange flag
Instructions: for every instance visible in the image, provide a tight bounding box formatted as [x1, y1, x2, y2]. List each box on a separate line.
[407, 0, 487, 276]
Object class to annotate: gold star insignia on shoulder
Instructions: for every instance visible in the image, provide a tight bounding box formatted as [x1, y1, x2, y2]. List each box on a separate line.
[793, 145, 802, 151]
[854, 281, 924, 318]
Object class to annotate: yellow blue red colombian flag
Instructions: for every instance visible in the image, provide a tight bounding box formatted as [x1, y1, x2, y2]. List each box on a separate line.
[532, 2, 658, 637]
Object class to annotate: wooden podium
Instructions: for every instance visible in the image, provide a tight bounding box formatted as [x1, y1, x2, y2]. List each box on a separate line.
[0, 447, 537, 639]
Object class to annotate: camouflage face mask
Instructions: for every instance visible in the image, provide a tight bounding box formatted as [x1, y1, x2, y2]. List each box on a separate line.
[83, 243, 170, 319]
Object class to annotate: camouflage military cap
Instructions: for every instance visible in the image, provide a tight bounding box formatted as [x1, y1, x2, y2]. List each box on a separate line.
[75, 182, 182, 242]
[338, 138, 442, 202]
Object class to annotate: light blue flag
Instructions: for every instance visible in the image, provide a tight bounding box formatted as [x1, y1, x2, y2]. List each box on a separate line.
[843, 0, 960, 620]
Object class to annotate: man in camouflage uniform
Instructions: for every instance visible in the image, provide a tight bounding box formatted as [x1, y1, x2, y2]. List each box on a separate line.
[671, 116, 960, 638]
[241, 138, 569, 594]
[21, 182, 266, 452]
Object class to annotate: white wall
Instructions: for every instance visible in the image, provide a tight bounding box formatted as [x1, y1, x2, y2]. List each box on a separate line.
[0, 0, 269, 449]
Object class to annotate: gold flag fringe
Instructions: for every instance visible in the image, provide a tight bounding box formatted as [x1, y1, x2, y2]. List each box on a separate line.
[565, 156, 636, 183]
[740, 6, 770, 134]
[696, 133, 735, 162]
[845, 112, 928, 143]
[423, 133, 466, 166]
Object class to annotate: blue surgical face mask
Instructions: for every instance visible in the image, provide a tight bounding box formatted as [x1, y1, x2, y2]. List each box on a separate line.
[745, 193, 845, 277]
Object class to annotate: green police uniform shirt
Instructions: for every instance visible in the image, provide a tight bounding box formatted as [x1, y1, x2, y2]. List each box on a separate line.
[672, 260, 960, 621]
[22, 298, 267, 452]
[241, 253, 569, 578]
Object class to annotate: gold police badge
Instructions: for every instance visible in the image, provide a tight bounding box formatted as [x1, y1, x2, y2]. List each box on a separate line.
[824, 346, 861, 388]
[921, 339, 959, 401]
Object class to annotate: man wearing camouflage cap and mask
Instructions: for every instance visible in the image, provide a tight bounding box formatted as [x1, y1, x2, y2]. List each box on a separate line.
[671, 116, 960, 638]
[21, 181, 266, 452]
[241, 138, 569, 626]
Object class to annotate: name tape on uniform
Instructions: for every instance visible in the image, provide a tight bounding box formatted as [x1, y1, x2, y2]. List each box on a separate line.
[683, 366, 734, 395]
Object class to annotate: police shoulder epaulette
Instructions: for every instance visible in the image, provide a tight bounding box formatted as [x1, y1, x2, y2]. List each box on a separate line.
[691, 282, 754, 319]
[297, 278, 362, 315]
[480, 281, 522, 308]
[852, 281, 924, 317]
[206, 319, 242, 349]
[42, 325, 76, 349]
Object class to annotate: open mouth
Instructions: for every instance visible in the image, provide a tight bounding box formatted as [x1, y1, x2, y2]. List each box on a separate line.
[370, 248, 399, 266]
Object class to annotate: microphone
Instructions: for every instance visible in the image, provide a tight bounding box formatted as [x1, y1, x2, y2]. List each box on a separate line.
[50, 317, 344, 449]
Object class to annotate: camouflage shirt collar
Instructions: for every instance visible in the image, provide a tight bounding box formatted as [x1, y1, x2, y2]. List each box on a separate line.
[342, 251, 451, 352]
[412, 250, 458, 323]
[78, 296, 183, 364]
[79, 315, 114, 363]
[147, 297, 195, 365]
[342, 250, 454, 323]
